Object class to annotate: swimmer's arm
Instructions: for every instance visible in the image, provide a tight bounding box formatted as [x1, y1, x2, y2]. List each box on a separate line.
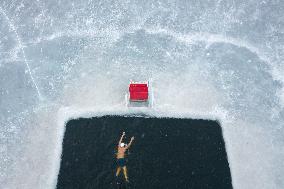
[126, 137, 134, 149]
[119, 132, 125, 145]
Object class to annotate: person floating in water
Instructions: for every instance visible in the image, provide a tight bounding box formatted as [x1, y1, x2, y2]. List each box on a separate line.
[116, 132, 134, 182]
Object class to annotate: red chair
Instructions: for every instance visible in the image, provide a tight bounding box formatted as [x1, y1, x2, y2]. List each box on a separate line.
[129, 83, 149, 101]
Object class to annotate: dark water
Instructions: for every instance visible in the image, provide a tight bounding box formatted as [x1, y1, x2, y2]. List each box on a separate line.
[57, 116, 232, 189]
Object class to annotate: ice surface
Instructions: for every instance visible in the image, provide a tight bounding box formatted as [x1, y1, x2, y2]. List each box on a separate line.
[0, 0, 283, 189]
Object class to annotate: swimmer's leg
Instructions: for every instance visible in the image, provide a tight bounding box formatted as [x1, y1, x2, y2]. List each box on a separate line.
[116, 167, 121, 176]
[122, 166, 129, 182]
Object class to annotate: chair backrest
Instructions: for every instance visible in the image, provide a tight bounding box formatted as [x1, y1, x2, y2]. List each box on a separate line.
[129, 83, 148, 92]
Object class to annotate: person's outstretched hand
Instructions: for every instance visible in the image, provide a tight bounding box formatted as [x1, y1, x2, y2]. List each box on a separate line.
[131, 136, 134, 140]
[122, 132, 125, 136]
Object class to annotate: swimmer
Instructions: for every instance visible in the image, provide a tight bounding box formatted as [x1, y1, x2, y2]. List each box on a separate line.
[115, 132, 134, 182]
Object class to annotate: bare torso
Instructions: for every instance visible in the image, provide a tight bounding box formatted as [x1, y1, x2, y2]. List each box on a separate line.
[117, 146, 127, 159]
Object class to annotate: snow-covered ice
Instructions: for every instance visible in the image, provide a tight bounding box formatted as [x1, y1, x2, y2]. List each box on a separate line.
[0, 0, 284, 188]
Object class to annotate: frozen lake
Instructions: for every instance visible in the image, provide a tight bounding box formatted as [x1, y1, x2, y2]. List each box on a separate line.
[0, 0, 284, 188]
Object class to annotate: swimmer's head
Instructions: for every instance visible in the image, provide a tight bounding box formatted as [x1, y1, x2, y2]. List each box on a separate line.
[120, 143, 126, 147]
